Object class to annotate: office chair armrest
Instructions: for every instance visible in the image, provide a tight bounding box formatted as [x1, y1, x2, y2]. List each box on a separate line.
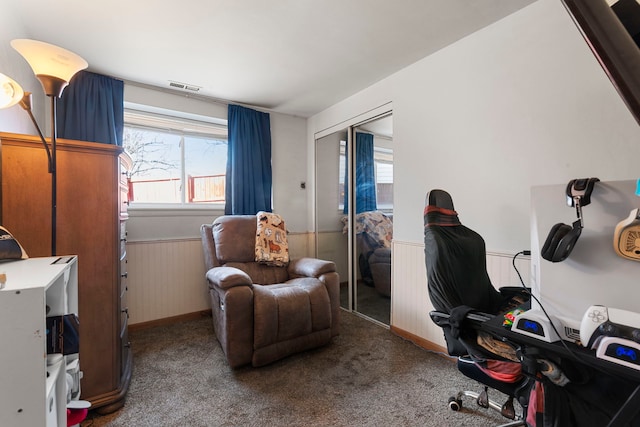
[429, 309, 494, 328]
[429, 310, 450, 327]
[430, 308, 497, 356]
[206, 266, 253, 290]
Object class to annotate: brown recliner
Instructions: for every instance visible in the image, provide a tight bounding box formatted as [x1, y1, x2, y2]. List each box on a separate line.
[200, 215, 340, 368]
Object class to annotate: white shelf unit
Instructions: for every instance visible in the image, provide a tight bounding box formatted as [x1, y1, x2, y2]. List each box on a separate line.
[0, 256, 79, 427]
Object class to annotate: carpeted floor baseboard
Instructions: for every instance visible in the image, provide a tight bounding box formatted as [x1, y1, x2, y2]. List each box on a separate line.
[81, 311, 517, 427]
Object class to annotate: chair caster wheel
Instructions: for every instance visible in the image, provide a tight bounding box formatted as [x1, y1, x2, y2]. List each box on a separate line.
[448, 396, 462, 411]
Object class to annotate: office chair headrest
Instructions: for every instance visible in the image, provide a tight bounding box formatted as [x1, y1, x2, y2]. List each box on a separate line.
[426, 189, 455, 210]
[424, 189, 460, 227]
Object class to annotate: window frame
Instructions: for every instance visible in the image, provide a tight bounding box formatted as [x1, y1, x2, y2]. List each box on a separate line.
[123, 108, 228, 210]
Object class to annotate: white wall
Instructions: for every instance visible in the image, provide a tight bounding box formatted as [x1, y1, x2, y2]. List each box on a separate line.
[309, 0, 640, 340]
[392, 0, 640, 251]
[310, 0, 640, 252]
[271, 109, 309, 232]
[316, 131, 345, 232]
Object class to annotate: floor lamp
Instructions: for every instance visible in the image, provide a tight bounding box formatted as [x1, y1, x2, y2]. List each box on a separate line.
[0, 39, 87, 256]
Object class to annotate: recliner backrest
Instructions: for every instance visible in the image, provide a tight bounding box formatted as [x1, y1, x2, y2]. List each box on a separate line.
[212, 215, 257, 263]
[204, 215, 289, 285]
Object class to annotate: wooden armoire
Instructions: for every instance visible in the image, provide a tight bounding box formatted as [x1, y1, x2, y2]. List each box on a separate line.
[0, 132, 132, 413]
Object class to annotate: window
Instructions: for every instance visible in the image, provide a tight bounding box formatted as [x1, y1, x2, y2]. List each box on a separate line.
[374, 147, 393, 210]
[123, 110, 228, 206]
[338, 141, 394, 211]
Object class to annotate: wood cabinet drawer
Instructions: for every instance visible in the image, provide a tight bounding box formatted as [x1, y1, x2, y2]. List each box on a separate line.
[120, 266, 128, 300]
[120, 306, 129, 333]
[119, 159, 129, 186]
[120, 189, 129, 219]
[120, 222, 127, 258]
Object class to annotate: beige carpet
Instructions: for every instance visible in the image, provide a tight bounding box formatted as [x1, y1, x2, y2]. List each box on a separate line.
[340, 281, 391, 325]
[81, 311, 517, 427]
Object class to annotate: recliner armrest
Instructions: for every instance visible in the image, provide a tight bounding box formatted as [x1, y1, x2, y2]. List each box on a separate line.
[288, 257, 336, 278]
[206, 266, 253, 289]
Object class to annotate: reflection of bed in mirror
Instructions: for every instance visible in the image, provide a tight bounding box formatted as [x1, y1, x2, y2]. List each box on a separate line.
[338, 211, 392, 325]
[341, 211, 392, 297]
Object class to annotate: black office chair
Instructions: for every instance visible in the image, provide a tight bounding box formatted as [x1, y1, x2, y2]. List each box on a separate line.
[424, 189, 533, 426]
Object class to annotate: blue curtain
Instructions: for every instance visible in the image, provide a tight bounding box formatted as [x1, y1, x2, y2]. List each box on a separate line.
[224, 104, 272, 215]
[57, 71, 124, 146]
[343, 132, 377, 214]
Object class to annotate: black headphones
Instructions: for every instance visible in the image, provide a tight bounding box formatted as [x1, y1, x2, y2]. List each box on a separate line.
[541, 177, 599, 263]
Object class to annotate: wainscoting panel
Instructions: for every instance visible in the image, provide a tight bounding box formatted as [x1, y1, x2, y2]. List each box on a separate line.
[126, 233, 313, 326]
[391, 241, 441, 345]
[486, 251, 531, 289]
[391, 240, 531, 347]
[126, 239, 210, 325]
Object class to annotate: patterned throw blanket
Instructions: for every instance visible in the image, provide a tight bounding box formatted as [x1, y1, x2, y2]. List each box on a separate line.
[255, 212, 289, 266]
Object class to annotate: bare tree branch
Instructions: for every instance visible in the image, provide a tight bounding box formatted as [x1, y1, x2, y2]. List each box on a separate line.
[123, 129, 179, 177]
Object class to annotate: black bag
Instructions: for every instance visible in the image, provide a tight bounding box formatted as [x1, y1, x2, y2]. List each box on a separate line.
[46, 313, 80, 355]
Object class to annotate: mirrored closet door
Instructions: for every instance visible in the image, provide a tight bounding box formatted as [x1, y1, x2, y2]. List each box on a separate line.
[315, 114, 393, 326]
[315, 129, 351, 310]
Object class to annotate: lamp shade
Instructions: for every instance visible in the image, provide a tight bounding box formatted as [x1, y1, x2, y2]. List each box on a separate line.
[11, 39, 87, 97]
[0, 73, 25, 109]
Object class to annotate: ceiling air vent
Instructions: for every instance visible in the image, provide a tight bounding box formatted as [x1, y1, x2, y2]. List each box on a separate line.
[168, 81, 201, 92]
